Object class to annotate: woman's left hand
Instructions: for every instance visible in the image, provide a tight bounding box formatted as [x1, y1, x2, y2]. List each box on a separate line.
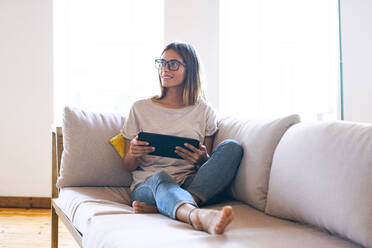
[175, 142, 210, 165]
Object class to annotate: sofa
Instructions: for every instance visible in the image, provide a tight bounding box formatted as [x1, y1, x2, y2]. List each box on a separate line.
[51, 106, 372, 248]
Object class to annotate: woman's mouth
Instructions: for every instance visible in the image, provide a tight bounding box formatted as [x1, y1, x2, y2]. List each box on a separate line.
[161, 75, 173, 79]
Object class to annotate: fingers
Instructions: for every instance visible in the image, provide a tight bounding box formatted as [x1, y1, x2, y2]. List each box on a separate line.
[184, 143, 203, 154]
[131, 145, 155, 154]
[130, 136, 155, 157]
[175, 147, 198, 164]
[130, 148, 155, 158]
[132, 136, 150, 146]
[175, 143, 204, 164]
[198, 143, 207, 152]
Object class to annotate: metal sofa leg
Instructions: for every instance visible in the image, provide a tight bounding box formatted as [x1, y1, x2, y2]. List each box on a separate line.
[51, 205, 59, 248]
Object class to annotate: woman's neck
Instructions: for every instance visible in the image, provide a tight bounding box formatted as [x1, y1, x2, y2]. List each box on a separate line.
[157, 88, 184, 106]
[152, 88, 186, 108]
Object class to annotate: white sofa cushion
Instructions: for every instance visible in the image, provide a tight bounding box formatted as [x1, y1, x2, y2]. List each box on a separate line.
[83, 201, 359, 248]
[57, 106, 132, 187]
[265, 121, 372, 248]
[213, 114, 300, 211]
[54, 187, 132, 233]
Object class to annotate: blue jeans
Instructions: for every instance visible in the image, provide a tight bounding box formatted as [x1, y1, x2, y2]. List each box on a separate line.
[130, 139, 244, 219]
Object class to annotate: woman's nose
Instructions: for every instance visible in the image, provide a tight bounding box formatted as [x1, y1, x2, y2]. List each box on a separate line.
[161, 64, 170, 73]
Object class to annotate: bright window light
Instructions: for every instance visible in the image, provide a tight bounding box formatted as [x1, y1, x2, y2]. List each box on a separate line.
[53, 0, 164, 123]
[220, 0, 340, 121]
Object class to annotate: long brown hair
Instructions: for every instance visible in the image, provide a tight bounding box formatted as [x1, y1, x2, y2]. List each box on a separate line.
[156, 42, 205, 106]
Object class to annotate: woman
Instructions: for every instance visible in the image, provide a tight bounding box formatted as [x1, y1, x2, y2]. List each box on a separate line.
[121, 42, 243, 234]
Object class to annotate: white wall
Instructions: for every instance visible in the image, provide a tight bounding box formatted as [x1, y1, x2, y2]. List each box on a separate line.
[340, 0, 372, 123]
[0, 0, 370, 197]
[0, 0, 53, 197]
[164, 0, 220, 110]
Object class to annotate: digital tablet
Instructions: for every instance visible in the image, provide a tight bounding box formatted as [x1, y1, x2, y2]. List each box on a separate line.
[137, 132, 200, 159]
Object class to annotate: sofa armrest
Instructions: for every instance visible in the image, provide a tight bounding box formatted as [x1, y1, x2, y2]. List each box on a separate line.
[52, 126, 63, 198]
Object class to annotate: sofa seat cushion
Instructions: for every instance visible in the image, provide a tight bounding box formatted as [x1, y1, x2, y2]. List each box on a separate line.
[54, 187, 132, 233]
[265, 121, 372, 248]
[82, 201, 360, 248]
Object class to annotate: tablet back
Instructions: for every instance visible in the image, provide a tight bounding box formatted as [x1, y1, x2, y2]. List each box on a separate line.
[138, 132, 199, 159]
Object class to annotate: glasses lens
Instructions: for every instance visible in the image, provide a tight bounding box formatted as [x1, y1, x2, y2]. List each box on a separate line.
[155, 59, 164, 69]
[168, 61, 180, 71]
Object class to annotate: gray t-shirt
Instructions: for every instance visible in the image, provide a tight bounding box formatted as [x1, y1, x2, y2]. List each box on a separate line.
[121, 98, 218, 191]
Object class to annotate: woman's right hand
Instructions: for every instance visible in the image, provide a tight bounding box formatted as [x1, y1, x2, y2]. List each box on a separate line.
[127, 136, 155, 159]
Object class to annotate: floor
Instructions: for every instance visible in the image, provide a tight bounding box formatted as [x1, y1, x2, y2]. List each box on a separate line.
[0, 208, 80, 248]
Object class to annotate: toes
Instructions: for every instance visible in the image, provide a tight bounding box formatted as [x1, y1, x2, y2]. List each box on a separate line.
[133, 201, 158, 214]
[222, 206, 233, 216]
[214, 221, 227, 234]
[213, 207, 233, 234]
[198, 207, 234, 235]
[215, 222, 224, 231]
[132, 201, 144, 213]
[213, 221, 227, 234]
[134, 206, 142, 213]
[133, 201, 146, 208]
[222, 207, 233, 221]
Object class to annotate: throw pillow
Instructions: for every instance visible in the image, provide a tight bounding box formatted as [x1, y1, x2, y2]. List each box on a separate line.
[213, 114, 300, 211]
[56, 106, 132, 188]
[109, 133, 126, 158]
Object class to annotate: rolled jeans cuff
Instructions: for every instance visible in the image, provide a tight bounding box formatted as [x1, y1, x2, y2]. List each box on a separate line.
[171, 200, 197, 219]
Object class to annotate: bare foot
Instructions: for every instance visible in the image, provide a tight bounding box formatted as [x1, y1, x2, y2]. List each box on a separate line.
[190, 206, 233, 234]
[132, 201, 159, 214]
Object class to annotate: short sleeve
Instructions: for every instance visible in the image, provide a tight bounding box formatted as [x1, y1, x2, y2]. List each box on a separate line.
[205, 104, 218, 137]
[120, 104, 140, 140]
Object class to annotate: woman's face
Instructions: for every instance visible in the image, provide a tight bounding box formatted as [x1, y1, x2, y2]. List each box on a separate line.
[159, 49, 186, 89]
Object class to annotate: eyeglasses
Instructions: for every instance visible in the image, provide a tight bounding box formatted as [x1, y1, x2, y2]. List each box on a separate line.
[155, 59, 186, 71]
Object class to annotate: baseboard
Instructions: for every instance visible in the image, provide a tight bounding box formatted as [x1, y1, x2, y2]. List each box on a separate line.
[0, 197, 51, 209]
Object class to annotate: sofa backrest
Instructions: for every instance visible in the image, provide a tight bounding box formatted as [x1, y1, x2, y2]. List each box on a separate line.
[56, 106, 132, 188]
[265, 121, 372, 247]
[213, 114, 300, 211]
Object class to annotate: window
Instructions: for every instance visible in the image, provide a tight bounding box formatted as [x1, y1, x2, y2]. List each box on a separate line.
[53, 0, 164, 123]
[220, 0, 340, 121]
